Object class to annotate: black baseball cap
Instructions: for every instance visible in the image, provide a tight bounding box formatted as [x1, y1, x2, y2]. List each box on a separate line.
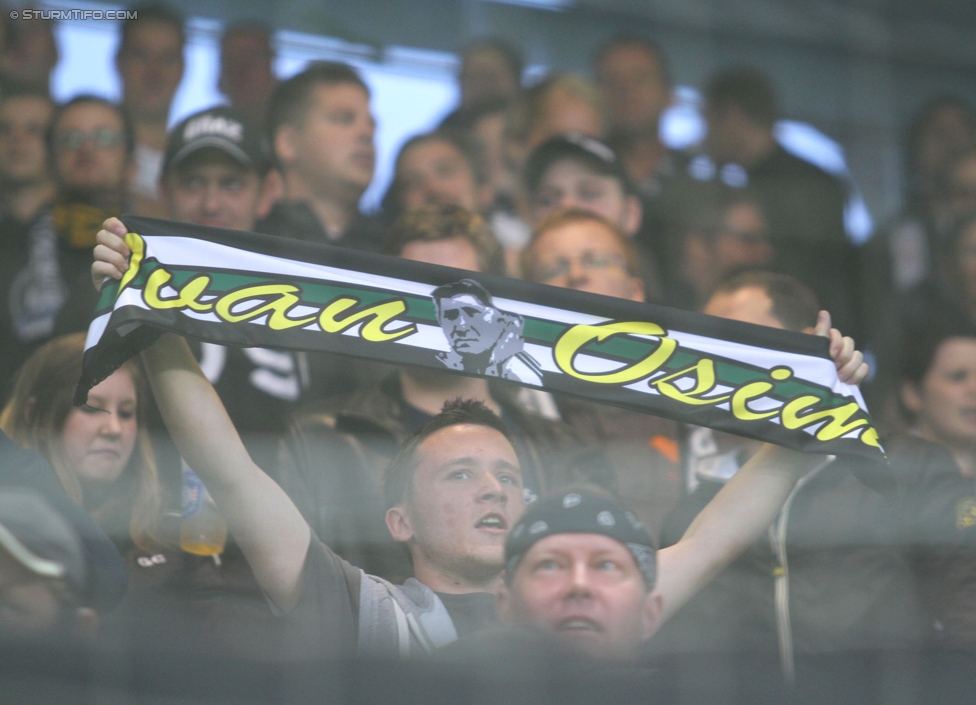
[163, 106, 272, 175]
[524, 132, 634, 196]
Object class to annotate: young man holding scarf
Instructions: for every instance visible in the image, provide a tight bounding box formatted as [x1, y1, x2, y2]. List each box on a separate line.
[90, 216, 867, 659]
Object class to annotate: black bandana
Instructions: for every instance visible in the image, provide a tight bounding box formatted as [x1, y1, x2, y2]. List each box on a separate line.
[505, 491, 656, 589]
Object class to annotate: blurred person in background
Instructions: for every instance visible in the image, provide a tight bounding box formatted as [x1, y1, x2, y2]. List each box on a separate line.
[382, 131, 493, 223]
[0, 16, 58, 95]
[115, 3, 186, 216]
[594, 34, 678, 203]
[861, 98, 976, 405]
[702, 67, 858, 338]
[278, 204, 599, 581]
[523, 133, 662, 298]
[454, 75, 605, 266]
[442, 99, 530, 259]
[258, 62, 381, 251]
[456, 38, 523, 111]
[0, 89, 56, 403]
[0, 489, 97, 642]
[218, 21, 277, 126]
[516, 74, 605, 157]
[593, 34, 701, 286]
[677, 185, 774, 310]
[44, 96, 135, 337]
[871, 209, 976, 426]
[520, 208, 681, 540]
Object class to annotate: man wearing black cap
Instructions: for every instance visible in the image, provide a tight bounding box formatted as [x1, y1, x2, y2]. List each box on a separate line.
[158, 106, 304, 474]
[524, 133, 662, 300]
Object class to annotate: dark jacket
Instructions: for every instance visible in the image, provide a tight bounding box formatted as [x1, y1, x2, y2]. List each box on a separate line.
[276, 375, 610, 582]
[256, 200, 385, 253]
[653, 430, 957, 684]
[747, 145, 859, 336]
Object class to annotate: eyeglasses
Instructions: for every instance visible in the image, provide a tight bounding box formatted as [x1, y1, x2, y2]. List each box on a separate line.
[534, 251, 630, 282]
[54, 128, 125, 151]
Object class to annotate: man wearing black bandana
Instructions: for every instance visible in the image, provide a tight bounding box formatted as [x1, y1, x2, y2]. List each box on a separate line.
[494, 490, 662, 662]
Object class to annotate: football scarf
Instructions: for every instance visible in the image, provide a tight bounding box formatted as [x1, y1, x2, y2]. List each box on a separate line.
[78, 216, 885, 462]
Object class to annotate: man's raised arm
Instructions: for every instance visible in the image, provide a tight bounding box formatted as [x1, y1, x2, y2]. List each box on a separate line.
[654, 311, 869, 623]
[93, 218, 311, 611]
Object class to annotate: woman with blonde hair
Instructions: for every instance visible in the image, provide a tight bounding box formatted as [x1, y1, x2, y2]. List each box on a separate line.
[1, 332, 162, 551]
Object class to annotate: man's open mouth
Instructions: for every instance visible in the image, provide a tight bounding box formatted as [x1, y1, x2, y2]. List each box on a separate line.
[475, 513, 507, 530]
[557, 618, 602, 633]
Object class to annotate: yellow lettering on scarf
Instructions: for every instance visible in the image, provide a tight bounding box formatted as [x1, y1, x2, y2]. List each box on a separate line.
[319, 297, 416, 342]
[118, 232, 146, 295]
[214, 284, 316, 330]
[650, 359, 728, 405]
[554, 321, 676, 384]
[781, 395, 869, 441]
[143, 269, 213, 312]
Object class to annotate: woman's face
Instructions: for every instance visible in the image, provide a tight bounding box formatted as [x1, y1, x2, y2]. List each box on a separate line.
[907, 338, 976, 448]
[60, 369, 138, 486]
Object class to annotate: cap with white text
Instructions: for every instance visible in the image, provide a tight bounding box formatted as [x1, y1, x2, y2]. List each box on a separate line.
[163, 106, 272, 175]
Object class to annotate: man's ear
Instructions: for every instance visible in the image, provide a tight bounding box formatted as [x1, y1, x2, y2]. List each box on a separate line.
[385, 505, 414, 543]
[274, 127, 297, 168]
[622, 194, 643, 237]
[901, 380, 923, 414]
[640, 591, 664, 642]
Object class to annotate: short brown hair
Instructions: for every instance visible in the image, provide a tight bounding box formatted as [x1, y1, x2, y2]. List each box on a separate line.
[521, 208, 640, 281]
[384, 203, 505, 276]
[710, 271, 820, 332]
[267, 61, 369, 136]
[383, 398, 517, 510]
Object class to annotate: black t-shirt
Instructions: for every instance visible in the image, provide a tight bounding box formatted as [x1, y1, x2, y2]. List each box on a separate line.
[435, 591, 499, 639]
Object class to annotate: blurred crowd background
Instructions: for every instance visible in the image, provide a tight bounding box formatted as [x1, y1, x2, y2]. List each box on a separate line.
[0, 0, 975, 702]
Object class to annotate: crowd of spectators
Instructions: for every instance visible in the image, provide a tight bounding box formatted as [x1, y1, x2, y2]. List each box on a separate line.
[0, 3, 975, 702]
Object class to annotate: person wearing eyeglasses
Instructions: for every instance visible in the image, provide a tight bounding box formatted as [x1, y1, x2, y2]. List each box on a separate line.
[520, 208, 682, 542]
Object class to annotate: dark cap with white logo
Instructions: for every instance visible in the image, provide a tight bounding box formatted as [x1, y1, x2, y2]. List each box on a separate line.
[505, 490, 656, 589]
[163, 106, 272, 175]
[524, 132, 634, 196]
